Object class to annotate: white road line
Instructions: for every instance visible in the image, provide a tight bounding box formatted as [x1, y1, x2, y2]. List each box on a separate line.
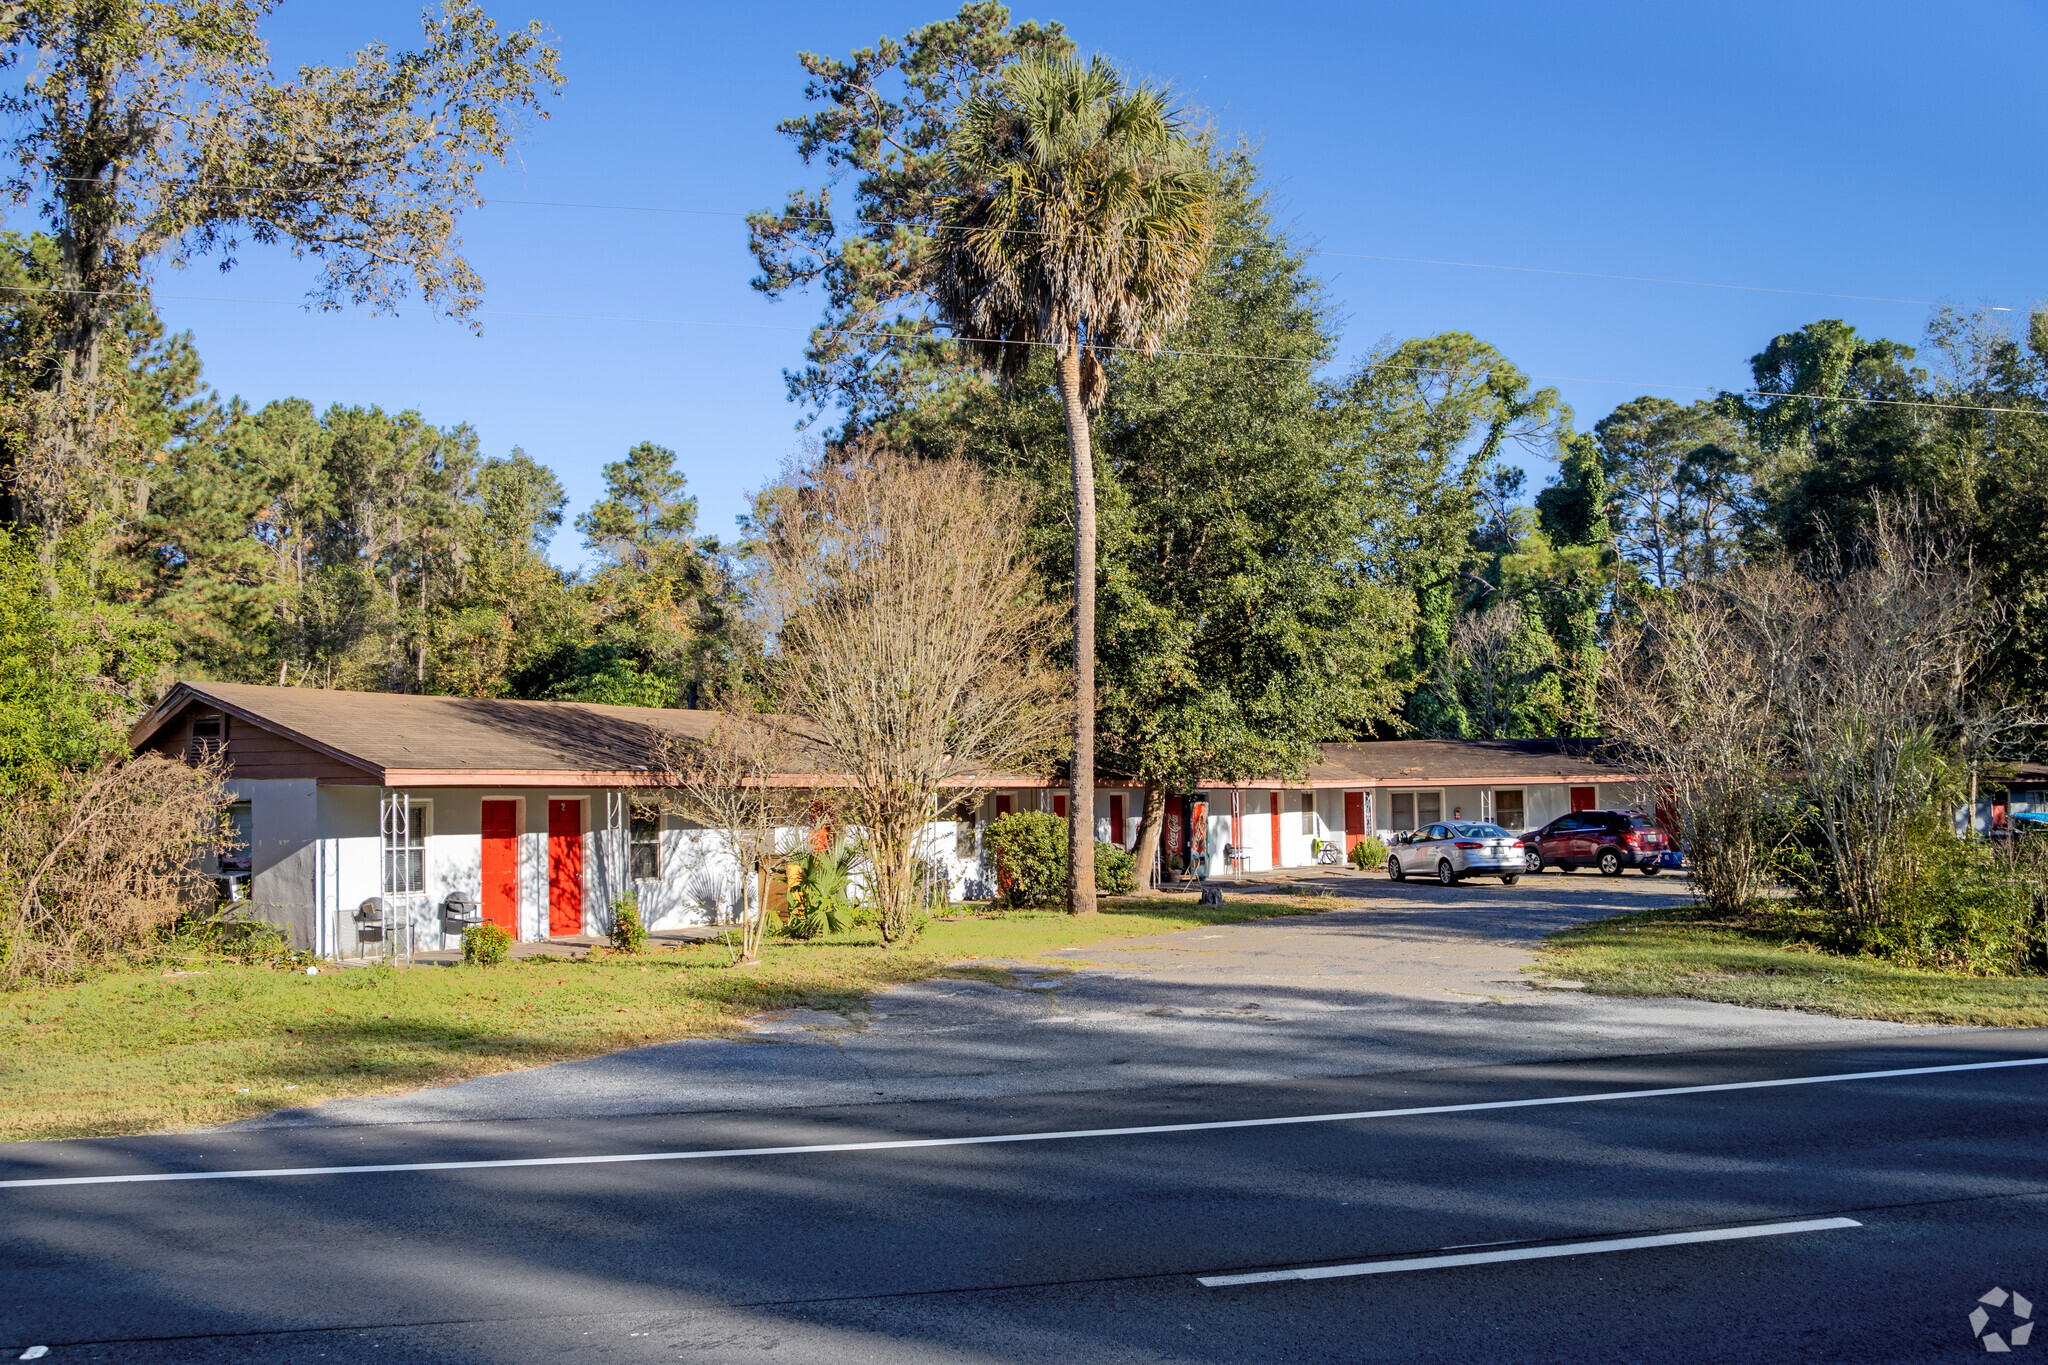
[3, 1057, 2043, 1192]
[1197, 1216, 1863, 1285]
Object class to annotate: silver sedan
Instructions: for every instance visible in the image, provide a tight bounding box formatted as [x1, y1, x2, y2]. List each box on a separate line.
[1387, 822, 1526, 885]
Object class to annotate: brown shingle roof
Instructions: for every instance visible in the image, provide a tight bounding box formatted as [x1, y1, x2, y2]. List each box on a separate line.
[132, 684, 1639, 790]
[1305, 738, 1623, 786]
[132, 682, 725, 785]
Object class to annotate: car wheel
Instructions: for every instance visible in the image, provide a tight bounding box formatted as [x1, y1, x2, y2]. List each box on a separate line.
[1640, 862, 1662, 877]
[1386, 855, 1405, 883]
[1598, 848, 1622, 876]
[1524, 849, 1543, 874]
[1501, 874, 1520, 886]
[1437, 859, 1458, 886]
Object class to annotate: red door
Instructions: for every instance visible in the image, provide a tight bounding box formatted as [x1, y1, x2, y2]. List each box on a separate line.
[1343, 791, 1365, 855]
[995, 795, 1012, 818]
[1109, 794, 1125, 849]
[1269, 791, 1282, 866]
[1569, 786, 1597, 813]
[547, 799, 583, 937]
[1053, 793, 1068, 818]
[481, 800, 519, 935]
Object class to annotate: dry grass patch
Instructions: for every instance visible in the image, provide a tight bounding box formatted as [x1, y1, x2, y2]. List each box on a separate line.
[1, 894, 1321, 1141]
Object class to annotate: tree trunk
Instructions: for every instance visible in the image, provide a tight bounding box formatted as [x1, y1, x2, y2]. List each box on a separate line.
[1131, 782, 1168, 893]
[1056, 346, 1097, 915]
[1969, 761, 1979, 840]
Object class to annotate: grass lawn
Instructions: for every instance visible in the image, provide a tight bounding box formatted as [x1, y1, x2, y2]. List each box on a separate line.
[1539, 902, 2048, 1027]
[0, 893, 1332, 1143]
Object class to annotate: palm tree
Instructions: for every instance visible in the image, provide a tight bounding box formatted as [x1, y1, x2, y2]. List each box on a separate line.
[932, 55, 1213, 914]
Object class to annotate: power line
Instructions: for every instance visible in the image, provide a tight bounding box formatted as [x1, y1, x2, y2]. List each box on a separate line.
[1, 278, 2039, 419]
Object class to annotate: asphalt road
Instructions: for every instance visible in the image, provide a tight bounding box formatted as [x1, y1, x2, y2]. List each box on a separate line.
[5, 1029, 2046, 1363]
[239, 876, 1918, 1130]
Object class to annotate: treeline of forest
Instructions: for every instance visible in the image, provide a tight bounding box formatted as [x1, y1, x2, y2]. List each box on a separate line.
[0, 223, 742, 786]
[6, 1, 2047, 811]
[7, 195, 2047, 805]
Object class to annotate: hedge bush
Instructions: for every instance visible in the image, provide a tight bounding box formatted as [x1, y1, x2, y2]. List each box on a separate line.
[462, 921, 512, 966]
[1095, 842, 1137, 895]
[608, 893, 648, 954]
[986, 812, 1138, 905]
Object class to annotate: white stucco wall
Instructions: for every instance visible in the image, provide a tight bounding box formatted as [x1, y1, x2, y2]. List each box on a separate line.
[226, 768, 1667, 953]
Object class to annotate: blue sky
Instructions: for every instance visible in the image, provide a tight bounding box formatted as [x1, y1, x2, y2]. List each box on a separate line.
[104, 0, 2048, 567]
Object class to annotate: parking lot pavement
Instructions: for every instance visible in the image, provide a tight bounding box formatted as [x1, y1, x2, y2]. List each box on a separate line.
[225, 874, 1932, 1132]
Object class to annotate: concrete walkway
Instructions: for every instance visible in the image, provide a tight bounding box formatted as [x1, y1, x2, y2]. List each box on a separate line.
[237, 872, 1930, 1131]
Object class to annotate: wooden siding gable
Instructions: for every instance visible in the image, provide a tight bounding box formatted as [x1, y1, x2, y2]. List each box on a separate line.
[137, 694, 379, 783]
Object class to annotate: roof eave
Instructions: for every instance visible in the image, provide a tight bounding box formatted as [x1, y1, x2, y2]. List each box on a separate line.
[132, 682, 381, 780]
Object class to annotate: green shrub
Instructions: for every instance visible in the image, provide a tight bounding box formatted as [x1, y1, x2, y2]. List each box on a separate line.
[1826, 826, 2048, 974]
[985, 812, 1140, 904]
[219, 916, 289, 963]
[1349, 835, 1387, 870]
[987, 812, 1067, 906]
[1095, 842, 1137, 896]
[462, 921, 512, 966]
[783, 838, 858, 939]
[608, 893, 648, 954]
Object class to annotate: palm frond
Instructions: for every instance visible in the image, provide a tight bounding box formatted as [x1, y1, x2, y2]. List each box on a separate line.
[932, 53, 1214, 407]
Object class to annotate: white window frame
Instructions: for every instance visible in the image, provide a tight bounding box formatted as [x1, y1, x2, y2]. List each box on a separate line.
[1387, 789, 1445, 833]
[629, 803, 662, 883]
[1489, 788, 1527, 831]
[382, 796, 432, 897]
[219, 799, 254, 876]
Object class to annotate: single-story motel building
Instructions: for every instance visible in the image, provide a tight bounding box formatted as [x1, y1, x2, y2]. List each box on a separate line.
[134, 682, 1656, 957]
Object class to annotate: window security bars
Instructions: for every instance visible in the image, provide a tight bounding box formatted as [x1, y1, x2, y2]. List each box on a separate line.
[372, 790, 429, 963]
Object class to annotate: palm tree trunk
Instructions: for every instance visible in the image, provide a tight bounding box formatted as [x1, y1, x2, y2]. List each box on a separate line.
[1056, 346, 1097, 915]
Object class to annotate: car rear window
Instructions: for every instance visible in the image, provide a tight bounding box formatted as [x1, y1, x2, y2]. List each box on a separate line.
[1456, 823, 1509, 838]
[1627, 815, 1659, 828]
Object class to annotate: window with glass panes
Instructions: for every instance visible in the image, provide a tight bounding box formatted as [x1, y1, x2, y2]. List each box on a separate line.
[1299, 793, 1316, 835]
[630, 806, 661, 881]
[383, 800, 430, 895]
[1492, 789, 1526, 831]
[1388, 790, 1442, 833]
